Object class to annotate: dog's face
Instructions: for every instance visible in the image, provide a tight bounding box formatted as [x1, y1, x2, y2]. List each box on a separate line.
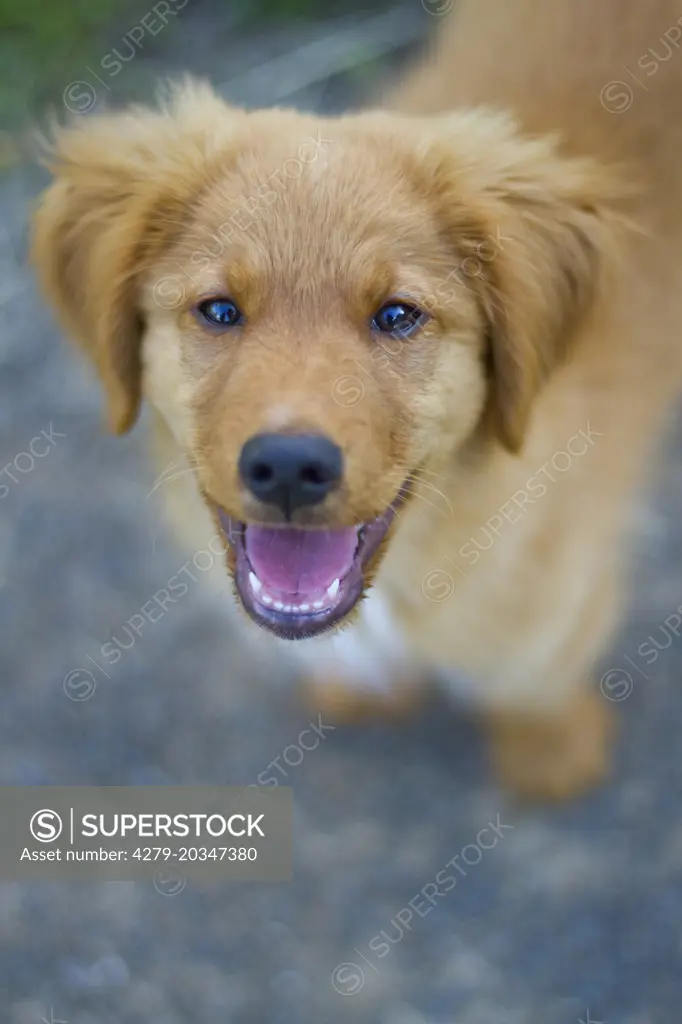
[33, 81, 623, 639]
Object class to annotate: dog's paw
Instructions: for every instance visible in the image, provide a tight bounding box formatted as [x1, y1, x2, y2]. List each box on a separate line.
[300, 673, 424, 725]
[485, 688, 614, 801]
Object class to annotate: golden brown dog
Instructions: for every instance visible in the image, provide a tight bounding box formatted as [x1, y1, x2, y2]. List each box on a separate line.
[32, 0, 682, 799]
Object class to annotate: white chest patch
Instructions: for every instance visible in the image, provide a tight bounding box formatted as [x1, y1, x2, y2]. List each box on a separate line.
[291, 586, 414, 695]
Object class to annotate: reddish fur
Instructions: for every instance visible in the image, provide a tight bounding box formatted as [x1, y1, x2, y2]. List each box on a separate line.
[31, 3, 682, 797]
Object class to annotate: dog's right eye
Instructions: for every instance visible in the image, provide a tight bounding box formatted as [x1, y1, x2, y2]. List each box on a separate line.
[195, 297, 244, 328]
[372, 301, 426, 337]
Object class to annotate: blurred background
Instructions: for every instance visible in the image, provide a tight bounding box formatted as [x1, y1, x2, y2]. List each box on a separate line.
[1, 1, 681, 1022]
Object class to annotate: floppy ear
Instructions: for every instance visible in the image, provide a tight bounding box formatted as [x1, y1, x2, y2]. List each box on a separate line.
[32, 80, 240, 433]
[424, 110, 630, 452]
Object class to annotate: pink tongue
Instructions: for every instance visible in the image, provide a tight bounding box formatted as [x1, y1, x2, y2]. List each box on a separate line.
[245, 526, 358, 595]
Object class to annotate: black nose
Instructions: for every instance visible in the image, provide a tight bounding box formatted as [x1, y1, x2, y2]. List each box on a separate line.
[238, 433, 343, 517]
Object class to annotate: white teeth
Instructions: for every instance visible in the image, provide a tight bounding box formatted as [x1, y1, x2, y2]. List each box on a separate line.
[255, 591, 329, 615]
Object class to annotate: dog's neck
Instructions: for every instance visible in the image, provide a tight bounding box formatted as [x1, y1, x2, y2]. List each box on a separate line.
[395, 0, 682, 182]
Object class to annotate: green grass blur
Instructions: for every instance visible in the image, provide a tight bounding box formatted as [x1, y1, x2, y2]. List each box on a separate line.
[0, 0, 320, 136]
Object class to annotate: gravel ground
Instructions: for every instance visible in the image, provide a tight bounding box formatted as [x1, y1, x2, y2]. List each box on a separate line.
[1, 5, 681, 1023]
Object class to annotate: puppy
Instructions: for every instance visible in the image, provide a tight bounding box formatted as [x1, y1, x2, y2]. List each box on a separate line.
[32, 0, 682, 799]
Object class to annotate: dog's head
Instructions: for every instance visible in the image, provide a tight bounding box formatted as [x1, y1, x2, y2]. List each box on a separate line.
[33, 80, 624, 639]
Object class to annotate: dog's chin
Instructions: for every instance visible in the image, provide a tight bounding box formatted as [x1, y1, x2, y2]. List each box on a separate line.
[214, 491, 406, 640]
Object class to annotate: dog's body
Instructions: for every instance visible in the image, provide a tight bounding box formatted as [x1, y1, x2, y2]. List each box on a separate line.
[33, 0, 682, 798]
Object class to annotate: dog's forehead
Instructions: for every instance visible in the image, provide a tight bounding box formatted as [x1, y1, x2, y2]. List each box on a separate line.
[183, 115, 437, 273]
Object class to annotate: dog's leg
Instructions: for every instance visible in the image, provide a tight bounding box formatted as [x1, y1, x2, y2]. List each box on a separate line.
[479, 571, 620, 801]
[295, 588, 426, 723]
[485, 689, 614, 801]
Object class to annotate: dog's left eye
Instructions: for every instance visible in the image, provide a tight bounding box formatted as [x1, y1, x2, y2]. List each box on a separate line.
[195, 297, 244, 328]
[372, 301, 425, 337]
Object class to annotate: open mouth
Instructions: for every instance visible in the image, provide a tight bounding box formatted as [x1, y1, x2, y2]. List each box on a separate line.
[216, 494, 405, 640]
